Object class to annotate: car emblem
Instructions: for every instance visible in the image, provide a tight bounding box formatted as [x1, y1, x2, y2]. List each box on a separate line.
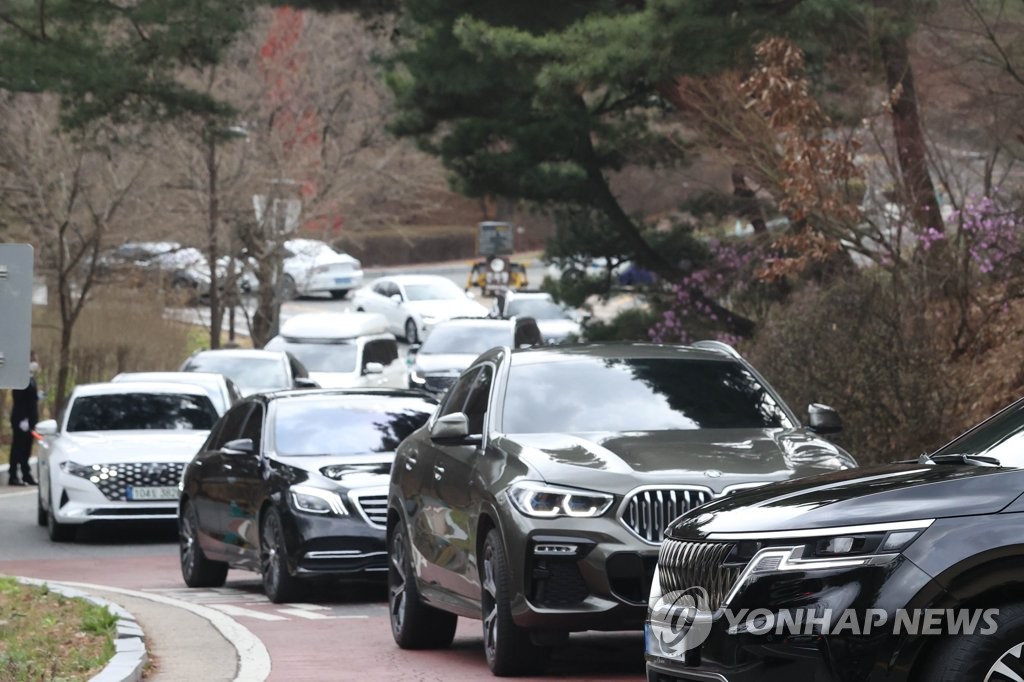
[704, 469, 723, 478]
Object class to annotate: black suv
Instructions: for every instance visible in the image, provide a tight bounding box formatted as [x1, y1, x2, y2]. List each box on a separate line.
[647, 396, 1024, 682]
[387, 342, 855, 675]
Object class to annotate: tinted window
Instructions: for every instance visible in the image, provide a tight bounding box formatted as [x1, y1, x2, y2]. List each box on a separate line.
[210, 403, 254, 450]
[419, 324, 511, 356]
[932, 400, 1024, 467]
[241, 404, 264, 451]
[273, 397, 435, 456]
[502, 357, 792, 433]
[464, 366, 493, 435]
[67, 393, 219, 432]
[265, 338, 357, 373]
[403, 280, 463, 301]
[507, 298, 568, 320]
[183, 354, 290, 392]
[439, 368, 479, 418]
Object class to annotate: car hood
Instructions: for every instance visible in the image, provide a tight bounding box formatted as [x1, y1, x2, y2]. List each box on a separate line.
[407, 299, 488, 319]
[497, 428, 854, 495]
[271, 452, 393, 491]
[413, 353, 479, 375]
[665, 463, 1024, 540]
[53, 431, 209, 462]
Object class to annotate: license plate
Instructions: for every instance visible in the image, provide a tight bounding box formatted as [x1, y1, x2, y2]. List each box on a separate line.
[333, 277, 352, 285]
[126, 486, 179, 501]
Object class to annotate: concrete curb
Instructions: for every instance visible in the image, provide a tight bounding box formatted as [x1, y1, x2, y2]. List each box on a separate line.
[16, 577, 147, 682]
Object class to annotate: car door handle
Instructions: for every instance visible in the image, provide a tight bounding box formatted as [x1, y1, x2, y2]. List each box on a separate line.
[404, 455, 417, 471]
[433, 464, 445, 481]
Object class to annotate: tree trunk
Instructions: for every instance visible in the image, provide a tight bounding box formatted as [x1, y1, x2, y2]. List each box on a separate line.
[206, 136, 223, 349]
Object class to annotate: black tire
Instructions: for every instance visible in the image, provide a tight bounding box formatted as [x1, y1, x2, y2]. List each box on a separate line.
[404, 318, 419, 344]
[180, 502, 228, 588]
[47, 498, 75, 543]
[329, 289, 348, 300]
[481, 528, 549, 676]
[918, 603, 1024, 681]
[388, 523, 457, 649]
[260, 508, 303, 603]
[36, 488, 46, 527]
[278, 274, 298, 301]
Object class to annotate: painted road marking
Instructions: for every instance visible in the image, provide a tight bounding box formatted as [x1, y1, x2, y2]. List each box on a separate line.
[210, 603, 288, 621]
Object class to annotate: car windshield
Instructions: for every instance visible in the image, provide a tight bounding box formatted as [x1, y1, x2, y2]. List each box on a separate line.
[506, 298, 569, 320]
[420, 325, 511, 355]
[273, 397, 435, 455]
[184, 355, 289, 392]
[67, 393, 218, 431]
[265, 338, 358, 373]
[931, 400, 1024, 467]
[403, 280, 463, 301]
[502, 357, 792, 433]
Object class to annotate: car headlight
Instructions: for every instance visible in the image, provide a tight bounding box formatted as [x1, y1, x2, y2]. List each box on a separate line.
[289, 485, 348, 516]
[508, 481, 613, 519]
[60, 460, 98, 479]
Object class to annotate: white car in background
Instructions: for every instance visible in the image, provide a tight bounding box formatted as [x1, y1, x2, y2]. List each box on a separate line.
[279, 238, 363, 300]
[110, 371, 243, 415]
[351, 274, 490, 344]
[34, 382, 221, 542]
[264, 312, 408, 389]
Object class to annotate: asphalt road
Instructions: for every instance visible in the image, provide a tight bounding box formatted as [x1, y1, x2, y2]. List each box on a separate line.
[0, 485, 646, 681]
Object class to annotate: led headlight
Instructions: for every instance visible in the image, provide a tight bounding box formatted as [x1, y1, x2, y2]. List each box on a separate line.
[289, 485, 348, 516]
[508, 481, 613, 519]
[60, 461, 111, 481]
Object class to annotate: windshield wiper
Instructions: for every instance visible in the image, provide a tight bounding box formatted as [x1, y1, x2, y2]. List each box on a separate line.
[916, 453, 1002, 467]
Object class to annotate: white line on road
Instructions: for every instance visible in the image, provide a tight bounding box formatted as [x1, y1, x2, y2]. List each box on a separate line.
[210, 603, 288, 621]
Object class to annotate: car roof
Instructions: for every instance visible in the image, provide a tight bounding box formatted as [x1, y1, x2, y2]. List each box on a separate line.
[189, 349, 286, 360]
[503, 342, 737, 366]
[253, 387, 439, 404]
[112, 371, 228, 386]
[279, 312, 389, 340]
[70, 381, 211, 397]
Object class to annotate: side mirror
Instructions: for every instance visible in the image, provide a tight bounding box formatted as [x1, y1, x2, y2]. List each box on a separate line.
[223, 438, 254, 454]
[390, 293, 403, 305]
[808, 403, 843, 434]
[294, 377, 319, 389]
[35, 419, 58, 436]
[363, 362, 384, 376]
[430, 412, 480, 444]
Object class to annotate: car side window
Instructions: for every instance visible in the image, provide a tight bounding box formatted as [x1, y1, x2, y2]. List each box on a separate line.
[210, 403, 254, 450]
[439, 368, 480, 418]
[463, 366, 493, 435]
[387, 282, 403, 299]
[364, 339, 399, 368]
[240, 403, 264, 453]
[372, 281, 388, 296]
[286, 352, 309, 379]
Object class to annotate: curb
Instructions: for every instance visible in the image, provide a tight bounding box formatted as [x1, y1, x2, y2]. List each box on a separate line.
[16, 577, 147, 682]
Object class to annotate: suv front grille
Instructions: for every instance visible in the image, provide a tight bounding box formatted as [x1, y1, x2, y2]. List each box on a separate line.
[621, 487, 713, 544]
[71, 462, 185, 502]
[353, 493, 387, 528]
[658, 539, 742, 611]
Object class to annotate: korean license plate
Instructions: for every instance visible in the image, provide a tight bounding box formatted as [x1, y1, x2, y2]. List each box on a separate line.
[333, 277, 352, 285]
[126, 486, 179, 501]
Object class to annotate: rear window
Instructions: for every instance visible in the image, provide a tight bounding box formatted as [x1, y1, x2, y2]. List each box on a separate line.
[265, 338, 358, 373]
[420, 324, 511, 355]
[183, 354, 289, 392]
[273, 397, 435, 456]
[502, 357, 792, 433]
[67, 393, 219, 432]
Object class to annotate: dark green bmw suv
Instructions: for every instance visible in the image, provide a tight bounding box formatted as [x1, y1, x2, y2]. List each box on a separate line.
[386, 342, 856, 675]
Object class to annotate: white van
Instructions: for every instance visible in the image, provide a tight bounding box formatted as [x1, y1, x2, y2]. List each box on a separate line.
[264, 312, 408, 389]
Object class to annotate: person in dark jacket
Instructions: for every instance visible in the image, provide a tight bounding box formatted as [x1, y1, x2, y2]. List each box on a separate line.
[8, 351, 40, 486]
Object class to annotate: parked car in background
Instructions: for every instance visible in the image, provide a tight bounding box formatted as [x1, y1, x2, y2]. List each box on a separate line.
[178, 388, 438, 602]
[387, 341, 855, 675]
[152, 247, 257, 302]
[34, 382, 220, 542]
[111, 371, 243, 416]
[352, 274, 490, 344]
[264, 312, 407, 389]
[180, 349, 317, 397]
[407, 317, 542, 395]
[647, 395, 1024, 682]
[491, 290, 582, 344]
[278, 238, 363, 300]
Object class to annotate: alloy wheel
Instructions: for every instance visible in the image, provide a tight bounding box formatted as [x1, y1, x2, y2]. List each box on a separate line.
[389, 530, 408, 635]
[986, 642, 1024, 681]
[482, 542, 500, 664]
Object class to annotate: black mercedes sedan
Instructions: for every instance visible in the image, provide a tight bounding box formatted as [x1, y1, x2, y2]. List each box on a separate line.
[178, 388, 437, 602]
[647, 395, 1024, 682]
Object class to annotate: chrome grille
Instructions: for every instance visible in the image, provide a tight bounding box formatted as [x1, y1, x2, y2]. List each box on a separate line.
[620, 487, 713, 543]
[70, 462, 184, 501]
[658, 539, 742, 611]
[354, 494, 387, 528]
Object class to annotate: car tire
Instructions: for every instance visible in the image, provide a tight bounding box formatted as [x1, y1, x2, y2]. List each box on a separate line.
[260, 508, 303, 603]
[388, 523, 457, 649]
[37, 487, 46, 527]
[47, 496, 75, 543]
[180, 502, 228, 588]
[918, 602, 1024, 681]
[481, 528, 549, 676]
[330, 289, 348, 300]
[277, 274, 298, 301]
[404, 318, 419, 345]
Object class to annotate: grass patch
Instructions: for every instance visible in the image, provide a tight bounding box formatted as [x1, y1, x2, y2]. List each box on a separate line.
[0, 576, 116, 681]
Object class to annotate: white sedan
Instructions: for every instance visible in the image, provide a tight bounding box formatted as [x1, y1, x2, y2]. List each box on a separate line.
[34, 382, 220, 542]
[350, 274, 490, 344]
[279, 238, 364, 300]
